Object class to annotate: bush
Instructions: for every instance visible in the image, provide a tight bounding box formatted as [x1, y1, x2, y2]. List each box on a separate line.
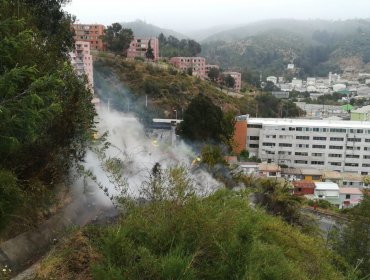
[0, 170, 23, 230]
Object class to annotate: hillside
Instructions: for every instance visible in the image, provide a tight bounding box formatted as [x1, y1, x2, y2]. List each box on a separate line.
[201, 19, 370, 79]
[93, 55, 302, 120]
[122, 19, 188, 39]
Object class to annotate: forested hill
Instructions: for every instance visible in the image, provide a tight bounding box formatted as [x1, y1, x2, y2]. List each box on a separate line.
[201, 19, 370, 80]
[122, 19, 188, 39]
[0, 0, 95, 238]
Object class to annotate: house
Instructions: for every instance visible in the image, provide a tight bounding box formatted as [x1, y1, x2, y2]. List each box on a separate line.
[72, 24, 106, 51]
[127, 37, 159, 61]
[292, 181, 315, 196]
[266, 76, 277, 84]
[258, 163, 281, 178]
[350, 105, 370, 121]
[341, 173, 364, 188]
[339, 188, 363, 209]
[238, 162, 259, 175]
[301, 169, 322, 182]
[281, 168, 303, 181]
[322, 170, 342, 185]
[314, 182, 340, 207]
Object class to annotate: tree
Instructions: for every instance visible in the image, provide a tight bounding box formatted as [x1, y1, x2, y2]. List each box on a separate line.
[145, 39, 155, 61]
[331, 194, 370, 278]
[224, 74, 235, 91]
[207, 67, 220, 82]
[178, 94, 234, 144]
[102, 23, 133, 55]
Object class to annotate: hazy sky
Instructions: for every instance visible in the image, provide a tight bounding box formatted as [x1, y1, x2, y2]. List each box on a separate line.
[64, 0, 370, 32]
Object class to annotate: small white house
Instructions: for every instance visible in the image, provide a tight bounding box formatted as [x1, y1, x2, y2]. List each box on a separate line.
[314, 182, 340, 206]
[238, 162, 259, 175]
[339, 188, 363, 209]
[266, 76, 278, 84]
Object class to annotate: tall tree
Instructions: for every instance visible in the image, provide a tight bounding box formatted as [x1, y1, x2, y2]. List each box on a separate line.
[102, 23, 134, 55]
[178, 94, 234, 144]
[207, 67, 220, 82]
[224, 74, 235, 90]
[145, 39, 155, 61]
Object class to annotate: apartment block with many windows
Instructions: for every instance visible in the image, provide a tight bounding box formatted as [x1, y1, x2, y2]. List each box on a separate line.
[170, 57, 206, 78]
[238, 116, 370, 175]
[72, 24, 106, 51]
[127, 37, 159, 61]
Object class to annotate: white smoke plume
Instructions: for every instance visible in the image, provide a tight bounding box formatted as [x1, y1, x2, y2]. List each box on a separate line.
[82, 105, 222, 206]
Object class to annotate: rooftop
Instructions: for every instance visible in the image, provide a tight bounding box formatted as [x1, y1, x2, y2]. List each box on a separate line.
[292, 181, 315, 188]
[314, 182, 340, 191]
[352, 105, 370, 114]
[339, 188, 363, 195]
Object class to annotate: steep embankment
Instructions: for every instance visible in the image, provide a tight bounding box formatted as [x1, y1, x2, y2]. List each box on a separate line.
[93, 56, 302, 119]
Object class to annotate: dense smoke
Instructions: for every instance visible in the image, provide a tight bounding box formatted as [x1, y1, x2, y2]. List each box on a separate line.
[81, 106, 222, 206]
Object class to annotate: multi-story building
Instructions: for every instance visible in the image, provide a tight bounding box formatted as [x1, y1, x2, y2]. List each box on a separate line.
[205, 64, 219, 76]
[236, 116, 370, 175]
[170, 57, 206, 78]
[223, 71, 242, 93]
[127, 37, 159, 61]
[72, 24, 106, 51]
[70, 41, 94, 93]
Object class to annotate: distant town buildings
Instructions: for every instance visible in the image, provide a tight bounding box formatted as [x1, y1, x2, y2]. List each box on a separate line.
[72, 24, 106, 51]
[69, 41, 94, 93]
[266, 76, 278, 84]
[127, 37, 159, 61]
[271, 91, 289, 99]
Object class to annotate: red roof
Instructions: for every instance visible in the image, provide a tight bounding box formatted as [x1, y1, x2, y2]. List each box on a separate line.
[292, 181, 315, 189]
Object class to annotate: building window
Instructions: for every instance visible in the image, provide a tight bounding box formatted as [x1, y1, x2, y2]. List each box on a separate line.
[365, 139, 370, 143]
[313, 137, 326, 141]
[346, 155, 360, 159]
[363, 164, 370, 167]
[296, 136, 310, 140]
[345, 163, 359, 167]
[294, 160, 308, 164]
[330, 137, 344, 141]
[311, 161, 324, 165]
[348, 138, 361, 142]
[248, 124, 262, 128]
[312, 145, 325, 149]
[249, 136, 259, 140]
[329, 154, 342, 158]
[329, 145, 343, 150]
[364, 155, 370, 159]
[347, 146, 361, 150]
[330, 128, 347, 133]
[279, 143, 292, 147]
[312, 153, 323, 157]
[249, 144, 259, 148]
[329, 162, 341, 166]
[295, 152, 308, 156]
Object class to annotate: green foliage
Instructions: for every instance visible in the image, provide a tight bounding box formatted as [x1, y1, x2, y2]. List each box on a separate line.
[223, 74, 235, 90]
[158, 33, 201, 57]
[145, 39, 155, 60]
[207, 67, 220, 82]
[178, 94, 234, 144]
[238, 149, 249, 161]
[0, 0, 95, 234]
[0, 170, 22, 230]
[102, 23, 134, 55]
[255, 93, 303, 117]
[330, 194, 370, 278]
[89, 179, 346, 280]
[200, 145, 226, 167]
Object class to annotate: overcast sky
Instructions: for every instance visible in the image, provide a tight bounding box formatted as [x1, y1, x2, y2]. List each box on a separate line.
[63, 0, 370, 32]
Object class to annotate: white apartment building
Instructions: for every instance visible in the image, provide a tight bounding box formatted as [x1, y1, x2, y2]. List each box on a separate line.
[242, 117, 370, 175]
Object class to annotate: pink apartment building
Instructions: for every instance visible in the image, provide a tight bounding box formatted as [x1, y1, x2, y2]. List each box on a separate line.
[223, 71, 242, 93]
[70, 41, 94, 93]
[127, 37, 159, 61]
[72, 24, 106, 51]
[170, 57, 206, 78]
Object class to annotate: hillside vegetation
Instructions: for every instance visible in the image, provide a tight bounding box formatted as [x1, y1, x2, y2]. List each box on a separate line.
[201, 19, 370, 79]
[93, 56, 302, 120]
[0, 0, 95, 238]
[33, 177, 349, 280]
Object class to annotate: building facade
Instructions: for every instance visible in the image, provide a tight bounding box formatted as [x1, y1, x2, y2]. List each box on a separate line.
[223, 71, 242, 92]
[127, 37, 159, 61]
[69, 41, 94, 93]
[237, 116, 370, 175]
[72, 24, 106, 51]
[170, 57, 206, 78]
